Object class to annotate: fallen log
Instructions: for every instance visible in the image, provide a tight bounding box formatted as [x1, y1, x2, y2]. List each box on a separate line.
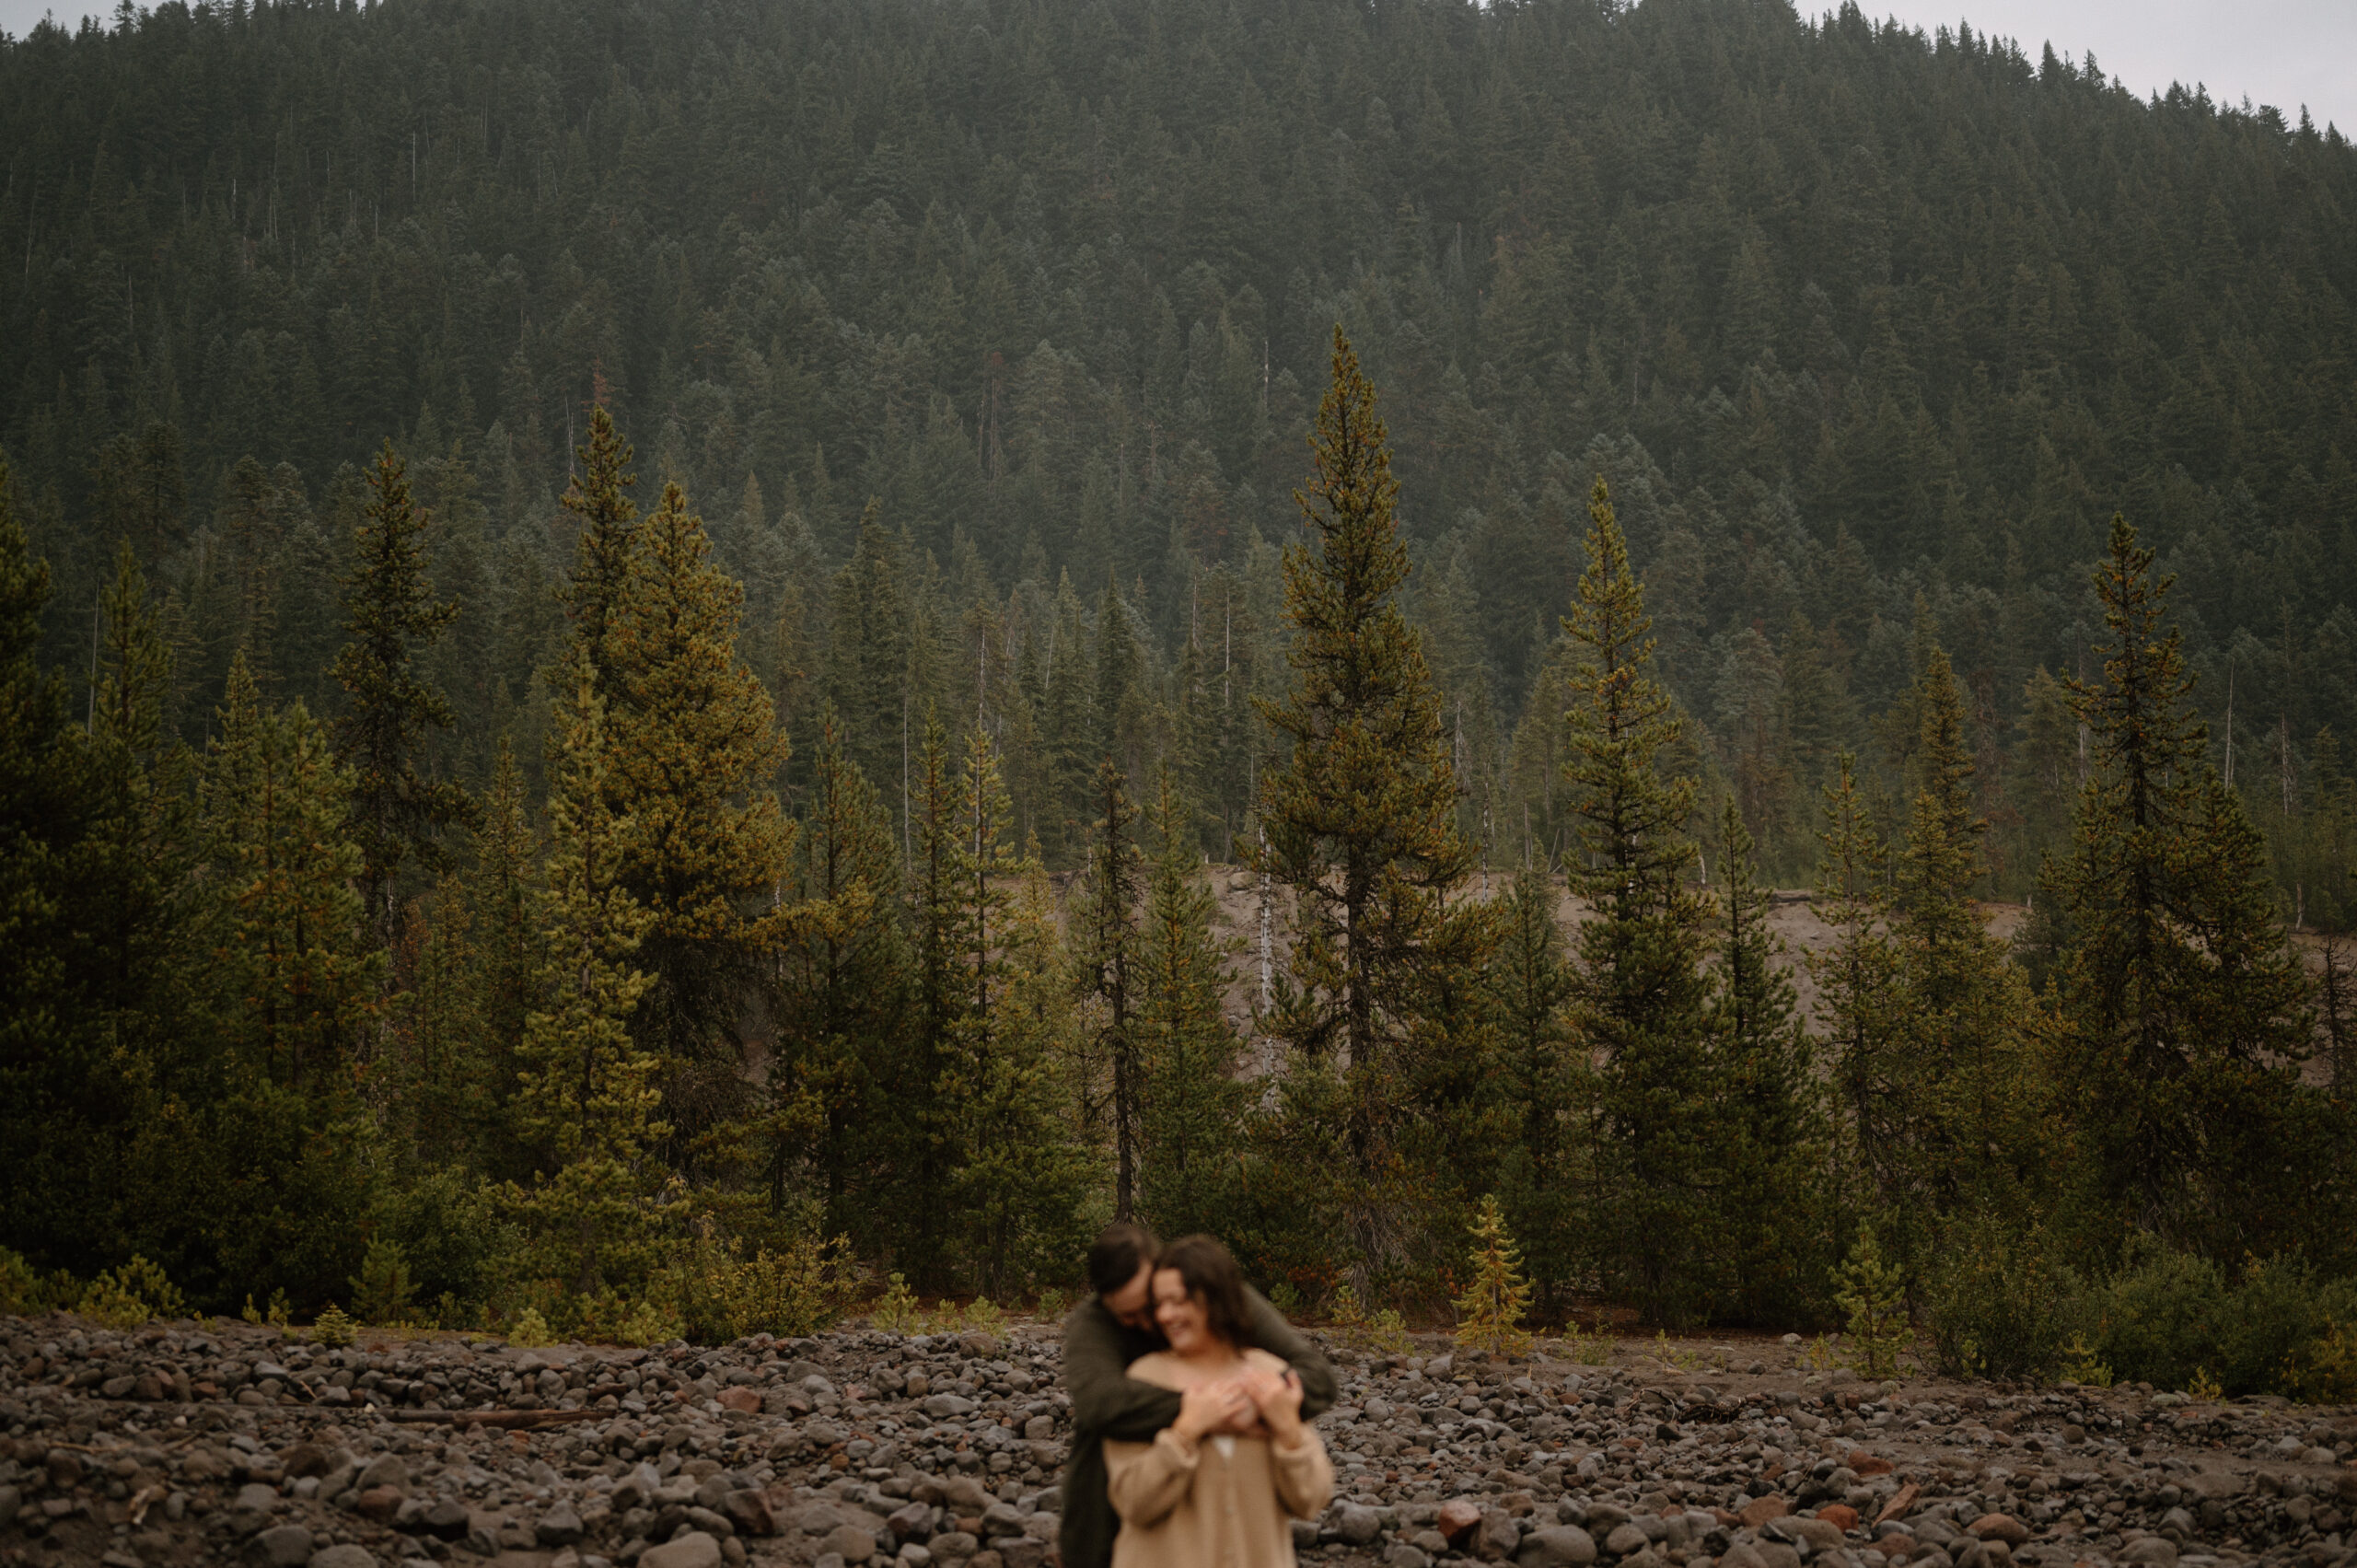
[381, 1407, 610, 1429]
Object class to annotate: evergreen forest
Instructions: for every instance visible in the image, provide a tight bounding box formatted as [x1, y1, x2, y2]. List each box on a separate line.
[3, 0, 2355, 1385]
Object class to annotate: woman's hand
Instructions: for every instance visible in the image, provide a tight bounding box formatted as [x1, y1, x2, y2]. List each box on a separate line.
[1241, 1365, 1306, 1444]
[1172, 1377, 1254, 1442]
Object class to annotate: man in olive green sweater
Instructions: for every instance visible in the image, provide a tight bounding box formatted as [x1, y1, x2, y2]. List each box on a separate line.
[1058, 1224, 1337, 1568]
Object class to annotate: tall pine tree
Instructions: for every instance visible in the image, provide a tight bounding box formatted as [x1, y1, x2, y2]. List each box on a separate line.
[508, 665, 668, 1300]
[1255, 327, 1484, 1278]
[1135, 769, 1247, 1239]
[335, 440, 473, 951]
[1075, 760, 1144, 1218]
[775, 706, 907, 1244]
[602, 478, 796, 1157]
[1560, 475, 1715, 1323]
[2049, 517, 2335, 1260]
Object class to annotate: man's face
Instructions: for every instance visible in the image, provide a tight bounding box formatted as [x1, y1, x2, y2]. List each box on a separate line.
[1102, 1260, 1156, 1332]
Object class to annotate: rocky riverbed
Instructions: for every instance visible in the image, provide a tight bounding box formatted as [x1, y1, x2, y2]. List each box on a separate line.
[2, 1315, 2351, 1568]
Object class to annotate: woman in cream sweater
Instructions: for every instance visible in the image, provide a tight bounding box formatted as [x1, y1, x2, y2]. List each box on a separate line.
[1104, 1236, 1335, 1568]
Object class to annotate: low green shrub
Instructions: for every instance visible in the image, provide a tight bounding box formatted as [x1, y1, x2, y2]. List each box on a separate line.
[506, 1307, 554, 1348]
[0, 1248, 82, 1315]
[1924, 1210, 2083, 1380]
[869, 1272, 923, 1333]
[372, 1167, 505, 1324]
[351, 1237, 417, 1326]
[669, 1229, 850, 1343]
[1835, 1225, 1910, 1379]
[2087, 1241, 2357, 1399]
[1933, 1223, 2357, 1401]
[310, 1304, 358, 1347]
[79, 1257, 187, 1328]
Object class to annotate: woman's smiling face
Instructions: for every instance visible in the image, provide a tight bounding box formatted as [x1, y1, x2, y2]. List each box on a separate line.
[1152, 1267, 1213, 1353]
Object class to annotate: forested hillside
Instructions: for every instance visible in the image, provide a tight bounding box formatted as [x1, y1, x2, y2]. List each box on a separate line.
[3, 0, 2355, 1382]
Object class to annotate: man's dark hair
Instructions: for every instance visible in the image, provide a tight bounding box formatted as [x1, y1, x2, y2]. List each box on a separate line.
[1152, 1234, 1252, 1347]
[1087, 1222, 1161, 1296]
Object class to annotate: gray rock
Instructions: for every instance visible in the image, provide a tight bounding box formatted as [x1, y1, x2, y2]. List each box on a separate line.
[925, 1394, 978, 1419]
[981, 1503, 1027, 1539]
[931, 1531, 981, 1562]
[888, 1502, 935, 1541]
[1480, 1512, 1526, 1562]
[1292, 1520, 1321, 1551]
[1338, 1504, 1383, 1546]
[1387, 1548, 1432, 1568]
[423, 1498, 470, 1540]
[0, 1487, 19, 1528]
[236, 1481, 283, 1515]
[1606, 1523, 1652, 1557]
[1001, 1540, 1046, 1568]
[2120, 1540, 2178, 1568]
[539, 1503, 586, 1546]
[823, 1524, 879, 1561]
[355, 1455, 409, 1495]
[899, 1549, 935, 1568]
[642, 1533, 725, 1568]
[1517, 1527, 1599, 1568]
[308, 1549, 377, 1568]
[1780, 1518, 1845, 1551]
[248, 1525, 315, 1568]
[685, 1504, 737, 1539]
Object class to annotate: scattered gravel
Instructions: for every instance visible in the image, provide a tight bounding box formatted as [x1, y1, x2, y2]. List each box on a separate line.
[2, 1317, 2351, 1568]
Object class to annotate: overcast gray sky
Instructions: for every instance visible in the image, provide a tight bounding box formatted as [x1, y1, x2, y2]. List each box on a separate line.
[1, 0, 2351, 135]
[1866, 0, 2357, 134]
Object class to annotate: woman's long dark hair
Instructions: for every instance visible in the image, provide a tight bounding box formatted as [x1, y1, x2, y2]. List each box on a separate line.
[1154, 1235, 1252, 1347]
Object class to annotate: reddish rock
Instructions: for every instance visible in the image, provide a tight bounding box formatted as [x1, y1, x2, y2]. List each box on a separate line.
[720, 1489, 775, 1537]
[717, 1387, 761, 1414]
[1968, 1515, 2031, 1547]
[1816, 1506, 1860, 1532]
[354, 1486, 404, 1522]
[1740, 1498, 1794, 1528]
[1846, 1452, 1895, 1477]
[1875, 1486, 1922, 1527]
[1438, 1499, 1485, 1543]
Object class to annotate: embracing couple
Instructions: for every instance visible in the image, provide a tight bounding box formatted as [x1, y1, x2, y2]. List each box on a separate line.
[1059, 1224, 1338, 1568]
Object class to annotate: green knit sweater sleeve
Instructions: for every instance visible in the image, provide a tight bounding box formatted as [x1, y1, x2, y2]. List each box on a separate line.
[1239, 1284, 1339, 1419]
[1065, 1299, 1182, 1441]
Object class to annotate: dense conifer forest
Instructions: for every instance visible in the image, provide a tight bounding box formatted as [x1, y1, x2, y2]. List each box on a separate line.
[2, 0, 2353, 1389]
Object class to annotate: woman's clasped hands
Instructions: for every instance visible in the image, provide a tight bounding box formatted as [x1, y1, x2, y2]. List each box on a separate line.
[1170, 1365, 1306, 1446]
